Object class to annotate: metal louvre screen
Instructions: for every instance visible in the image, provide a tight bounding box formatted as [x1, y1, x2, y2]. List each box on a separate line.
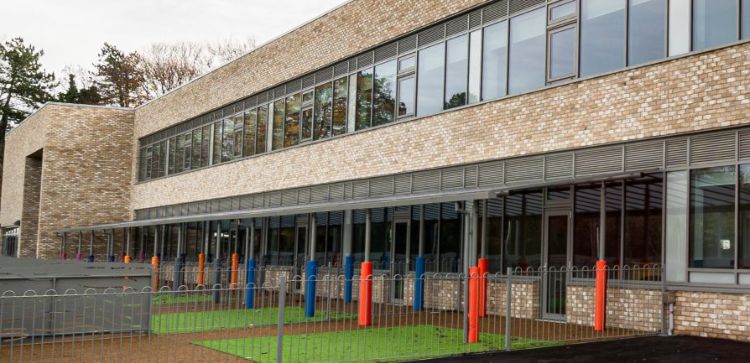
[374, 43, 398, 62]
[445, 15, 469, 36]
[505, 157, 543, 183]
[544, 153, 573, 180]
[509, 0, 544, 15]
[666, 138, 688, 168]
[441, 167, 464, 190]
[370, 177, 395, 197]
[625, 141, 663, 171]
[418, 25, 445, 46]
[478, 161, 504, 186]
[739, 130, 750, 160]
[575, 147, 623, 176]
[483, 0, 508, 23]
[412, 170, 441, 193]
[689, 131, 736, 165]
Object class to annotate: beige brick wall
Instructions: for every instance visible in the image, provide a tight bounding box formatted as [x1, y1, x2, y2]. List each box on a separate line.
[1, 104, 135, 259]
[19, 155, 42, 257]
[674, 291, 750, 342]
[567, 285, 662, 333]
[132, 42, 750, 211]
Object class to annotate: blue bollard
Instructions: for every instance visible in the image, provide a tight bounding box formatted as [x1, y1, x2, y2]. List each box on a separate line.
[245, 258, 256, 309]
[108, 255, 115, 262]
[414, 256, 425, 311]
[344, 255, 354, 304]
[305, 260, 318, 317]
[87, 255, 94, 263]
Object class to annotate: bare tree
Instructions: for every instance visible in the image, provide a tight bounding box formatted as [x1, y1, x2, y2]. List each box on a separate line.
[205, 37, 256, 67]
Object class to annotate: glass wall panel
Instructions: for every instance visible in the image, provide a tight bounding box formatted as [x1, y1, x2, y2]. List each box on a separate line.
[139, 148, 148, 181]
[423, 204, 439, 272]
[416, 43, 445, 116]
[482, 20, 508, 100]
[743, 0, 750, 39]
[284, 94, 300, 147]
[314, 83, 333, 140]
[191, 129, 201, 168]
[347, 74, 357, 133]
[740, 165, 750, 268]
[332, 77, 348, 135]
[158, 140, 167, 177]
[605, 183, 622, 266]
[668, 0, 691, 56]
[549, 26, 576, 80]
[257, 105, 268, 153]
[167, 138, 176, 175]
[244, 109, 257, 156]
[503, 191, 543, 270]
[580, 0, 626, 76]
[232, 114, 244, 157]
[301, 91, 313, 141]
[574, 185, 600, 267]
[373, 60, 397, 126]
[439, 203, 462, 273]
[221, 118, 234, 162]
[690, 166, 736, 268]
[174, 135, 184, 173]
[509, 8, 545, 94]
[212, 121, 222, 164]
[628, 0, 667, 65]
[666, 171, 688, 282]
[200, 126, 210, 167]
[693, 0, 738, 51]
[182, 133, 192, 170]
[371, 208, 392, 270]
[624, 176, 663, 267]
[355, 69, 373, 130]
[272, 99, 285, 150]
[468, 30, 482, 104]
[326, 211, 344, 267]
[486, 199, 504, 273]
[352, 210, 366, 265]
[444, 34, 469, 110]
[144, 146, 152, 180]
[397, 76, 415, 118]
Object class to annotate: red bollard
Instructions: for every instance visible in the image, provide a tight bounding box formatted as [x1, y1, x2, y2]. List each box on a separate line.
[594, 259, 607, 332]
[478, 258, 489, 318]
[197, 253, 206, 286]
[468, 267, 479, 343]
[230, 253, 240, 289]
[358, 261, 373, 327]
[151, 256, 160, 291]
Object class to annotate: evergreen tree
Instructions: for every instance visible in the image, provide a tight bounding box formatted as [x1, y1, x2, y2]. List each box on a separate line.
[57, 74, 79, 103]
[56, 74, 104, 105]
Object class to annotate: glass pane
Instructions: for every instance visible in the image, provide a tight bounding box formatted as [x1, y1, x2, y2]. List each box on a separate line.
[624, 176, 663, 269]
[191, 129, 201, 168]
[201, 126, 210, 166]
[668, 0, 691, 56]
[398, 76, 416, 117]
[314, 83, 333, 140]
[740, 165, 750, 268]
[440, 203, 462, 273]
[628, 0, 666, 65]
[482, 20, 508, 100]
[301, 91, 313, 141]
[468, 30, 482, 104]
[666, 171, 688, 282]
[550, 1, 577, 21]
[284, 94, 300, 147]
[355, 69, 373, 130]
[272, 99, 284, 150]
[244, 109, 257, 156]
[574, 185, 600, 267]
[175, 135, 184, 172]
[347, 74, 357, 133]
[744, 0, 750, 39]
[605, 183, 622, 266]
[444, 34, 469, 110]
[373, 60, 397, 126]
[182, 134, 191, 170]
[232, 113, 244, 157]
[690, 166, 736, 268]
[167, 138, 176, 175]
[399, 55, 415, 71]
[503, 191, 543, 270]
[580, 0, 626, 76]
[693, 0, 738, 50]
[221, 118, 234, 162]
[331, 78, 348, 136]
[416, 42, 445, 116]
[549, 27, 576, 79]
[485, 199, 503, 273]
[212, 121, 222, 163]
[509, 8, 545, 94]
[256, 105, 268, 153]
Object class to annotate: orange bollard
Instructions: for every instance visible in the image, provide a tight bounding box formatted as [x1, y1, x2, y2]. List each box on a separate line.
[151, 255, 160, 291]
[358, 261, 373, 327]
[468, 266, 479, 343]
[230, 253, 240, 288]
[124, 255, 132, 264]
[477, 258, 489, 318]
[594, 259, 607, 332]
[197, 253, 205, 286]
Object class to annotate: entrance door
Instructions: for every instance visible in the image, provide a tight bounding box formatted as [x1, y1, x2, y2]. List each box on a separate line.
[542, 210, 570, 319]
[391, 221, 410, 303]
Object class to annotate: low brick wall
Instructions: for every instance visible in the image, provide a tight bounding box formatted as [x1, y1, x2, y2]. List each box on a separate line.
[486, 279, 540, 319]
[567, 284, 662, 332]
[674, 291, 750, 342]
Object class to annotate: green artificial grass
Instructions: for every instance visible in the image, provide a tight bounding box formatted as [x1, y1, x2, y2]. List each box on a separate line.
[152, 293, 213, 305]
[194, 325, 560, 363]
[151, 306, 354, 334]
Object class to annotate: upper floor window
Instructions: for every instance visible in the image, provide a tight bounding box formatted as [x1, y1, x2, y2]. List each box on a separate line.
[313, 83, 333, 140]
[482, 20, 508, 101]
[580, 0, 626, 77]
[693, 0, 738, 51]
[509, 7, 545, 94]
[743, 0, 750, 39]
[444, 34, 469, 110]
[416, 43, 445, 116]
[628, 0, 667, 66]
[373, 60, 397, 126]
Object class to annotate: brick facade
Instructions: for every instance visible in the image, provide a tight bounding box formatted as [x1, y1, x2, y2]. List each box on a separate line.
[567, 285, 662, 333]
[674, 291, 750, 342]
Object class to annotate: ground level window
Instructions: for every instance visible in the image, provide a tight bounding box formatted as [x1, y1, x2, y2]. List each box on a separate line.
[690, 166, 736, 269]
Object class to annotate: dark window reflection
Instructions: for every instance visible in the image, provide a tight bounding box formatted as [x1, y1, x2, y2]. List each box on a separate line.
[444, 35, 469, 109]
[690, 166, 736, 268]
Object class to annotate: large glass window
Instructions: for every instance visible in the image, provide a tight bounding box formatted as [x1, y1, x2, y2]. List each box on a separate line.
[574, 185, 600, 267]
[221, 117, 234, 162]
[485, 199, 504, 273]
[482, 20, 508, 101]
[580, 0, 626, 77]
[232, 114, 243, 158]
[191, 129, 201, 168]
[743, 0, 750, 39]
[628, 0, 666, 66]
[174, 135, 184, 173]
[212, 121, 222, 164]
[468, 30, 482, 104]
[503, 191, 543, 270]
[444, 34, 469, 110]
[690, 166, 736, 269]
[740, 165, 750, 268]
[440, 203, 462, 273]
[668, 0, 691, 56]
[257, 105, 268, 153]
[549, 26, 576, 80]
[693, 0, 738, 51]
[416, 43, 445, 116]
[423, 204, 439, 272]
[314, 83, 333, 140]
[371, 208, 392, 270]
[624, 177, 663, 267]
[301, 91, 313, 141]
[200, 126, 210, 167]
[244, 109, 257, 156]
[373, 60, 397, 126]
[397, 55, 416, 118]
[167, 138, 176, 175]
[284, 94, 300, 147]
[355, 69, 373, 130]
[332, 77, 348, 135]
[509, 8, 545, 94]
[182, 133, 192, 170]
[272, 99, 284, 150]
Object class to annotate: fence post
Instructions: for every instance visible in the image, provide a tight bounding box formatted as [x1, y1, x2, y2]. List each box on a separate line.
[277, 275, 286, 363]
[505, 267, 512, 352]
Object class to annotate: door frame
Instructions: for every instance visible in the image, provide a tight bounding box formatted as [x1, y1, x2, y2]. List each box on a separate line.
[541, 208, 572, 320]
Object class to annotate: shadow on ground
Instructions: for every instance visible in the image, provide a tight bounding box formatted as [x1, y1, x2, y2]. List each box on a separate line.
[413, 336, 750, 363]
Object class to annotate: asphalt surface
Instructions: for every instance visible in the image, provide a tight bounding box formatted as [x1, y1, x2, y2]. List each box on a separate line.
[414, 336, 750, 363]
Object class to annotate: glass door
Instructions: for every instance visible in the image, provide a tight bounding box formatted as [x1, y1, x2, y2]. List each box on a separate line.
[391, 221, 410, 303]
[542, 210, 570, 320]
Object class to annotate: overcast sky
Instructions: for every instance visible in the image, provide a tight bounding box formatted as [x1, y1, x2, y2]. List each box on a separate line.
[0, 0, 349, 77]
